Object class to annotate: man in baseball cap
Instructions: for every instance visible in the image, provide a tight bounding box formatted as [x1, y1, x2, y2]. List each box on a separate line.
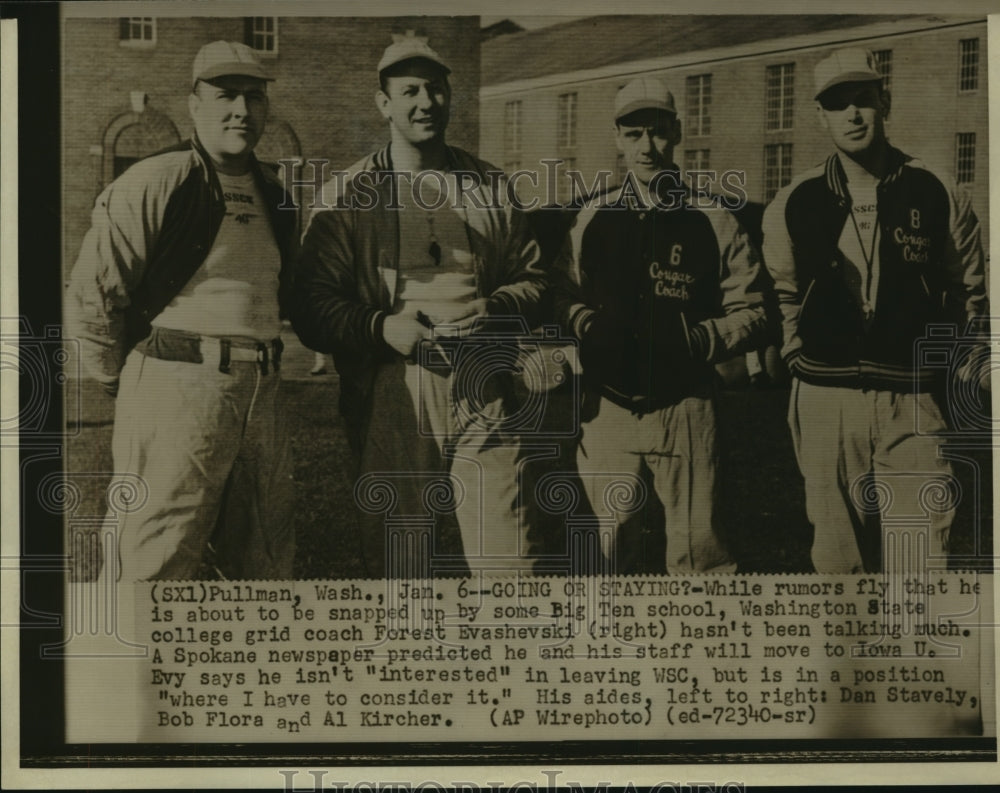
[812, 47, 881, 99]
[553, 75, 767, 573]
[192, 39, 274, 86]
[294, 32, 546, 577]
[762, 47, 988, 573]
[68, 42, 298, 581]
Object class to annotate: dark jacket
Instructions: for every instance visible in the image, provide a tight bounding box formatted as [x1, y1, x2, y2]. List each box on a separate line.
[293, 144, 546, 446]
[68, 138, 297, 391]
[764, 147, 987, 391]
[555, 180, 767, 412]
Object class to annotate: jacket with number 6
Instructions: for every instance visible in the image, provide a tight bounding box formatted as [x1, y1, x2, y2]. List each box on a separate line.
[762, 147, 987, 392]
[555, 179, 768, 412]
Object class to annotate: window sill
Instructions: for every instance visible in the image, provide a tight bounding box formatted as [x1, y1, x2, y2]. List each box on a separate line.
[119, 39, 156, 50]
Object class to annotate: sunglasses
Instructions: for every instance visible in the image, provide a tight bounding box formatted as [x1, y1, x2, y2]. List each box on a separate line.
[818, 85, 881, 112]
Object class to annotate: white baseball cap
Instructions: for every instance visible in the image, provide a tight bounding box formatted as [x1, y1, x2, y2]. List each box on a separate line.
[814, 48, 880, 99]
[192, 41, 273, 87]
[614, 77, 676, 121]
[377, 31, 450, 76]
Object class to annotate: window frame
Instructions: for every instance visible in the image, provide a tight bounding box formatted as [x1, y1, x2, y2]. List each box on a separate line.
[557, 92, 578, 150]
[763, 142, 793, 202]
[959, 38, 979, 93]
[245, 17, 279, 57]
[955, 132, 976, 184]
[872, 49, 893, 94]
[685, 74, 712, 137]
[118, 17, 156, 49]
[765, 63, 795, 133]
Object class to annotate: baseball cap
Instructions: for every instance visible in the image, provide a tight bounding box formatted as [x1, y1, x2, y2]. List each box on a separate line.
[614, 77, 676, 122]
[192, 41, 273, 86]
[377, 31, 450, 76]
[813, 48, 880, 99]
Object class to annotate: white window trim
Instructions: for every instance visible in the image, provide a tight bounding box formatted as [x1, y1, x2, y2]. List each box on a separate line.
[956, 133, 976, 184]
[686, 74, 712, 138]
[250, 17, 279, 58]
[765, 63, 795, 133]
[118, 17, 156, 49]
[958, 38, 979, 94]
[505, 100, 522, 156]
[558, 92, 577, 150]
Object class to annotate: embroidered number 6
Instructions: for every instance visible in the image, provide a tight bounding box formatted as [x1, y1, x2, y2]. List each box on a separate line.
[670, 243, 683, 266]
[910, 208, 921, 229]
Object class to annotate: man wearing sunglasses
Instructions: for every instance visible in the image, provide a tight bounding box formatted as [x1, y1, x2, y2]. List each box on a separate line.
[294, 33, 546, 577]
[68, 42, 297, 581]
[763, 48, 988, 573]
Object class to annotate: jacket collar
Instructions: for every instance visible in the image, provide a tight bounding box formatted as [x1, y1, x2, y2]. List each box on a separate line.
[371, 142, 463, 174]
[824, 144, 910, 201]
[190, 134, 267, 185]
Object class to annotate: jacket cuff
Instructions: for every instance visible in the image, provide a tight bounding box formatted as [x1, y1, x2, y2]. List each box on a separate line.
[570, 305, 596, 339]
[369, 309, 390, 351]
[486, 292, 514, 316]
[688, 324, 711, 361]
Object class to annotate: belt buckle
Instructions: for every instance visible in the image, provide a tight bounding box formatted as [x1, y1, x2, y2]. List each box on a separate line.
[256, 342, 269, 376]
[271, 338, 283, 373]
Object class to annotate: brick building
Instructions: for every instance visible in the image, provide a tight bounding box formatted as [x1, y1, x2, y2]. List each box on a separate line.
[479, 14, 989, 245]
[61, 13, 481, 275]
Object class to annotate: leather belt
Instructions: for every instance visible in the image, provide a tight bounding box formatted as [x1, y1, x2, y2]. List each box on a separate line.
[136, 326, 283, 375]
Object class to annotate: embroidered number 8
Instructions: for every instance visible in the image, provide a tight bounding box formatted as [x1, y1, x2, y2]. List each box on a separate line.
[910, 208, 921, 230]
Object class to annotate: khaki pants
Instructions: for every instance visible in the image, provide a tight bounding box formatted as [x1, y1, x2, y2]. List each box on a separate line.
[358, 357, 533, 577]
[576, 389, 734, 573]
[788, 379, 953, 573]
[109, 350, 295, 581]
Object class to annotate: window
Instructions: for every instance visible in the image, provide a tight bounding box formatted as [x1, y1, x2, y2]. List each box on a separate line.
[959, 38, 979, 92]
[561, 157, 577, 202]
[685, 74, 712, 136]
[119, 17, 155, 46]
[873, 49, 892, 94]
[101, 110, 180, 187]
[684, 149, 711, 174]
[557, 92, 577, 149]
[245, 17, 278, 54]
[764, 143, 793, 201]
[765, 63, 795, 132]
[504, 100, 522, 158]
[956, 133, 976, 183]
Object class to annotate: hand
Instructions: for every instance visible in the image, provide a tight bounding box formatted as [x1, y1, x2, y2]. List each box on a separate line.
[443, 298, 491, 336]
[382, 312, 432, 357]
[954, 343, 992, 392]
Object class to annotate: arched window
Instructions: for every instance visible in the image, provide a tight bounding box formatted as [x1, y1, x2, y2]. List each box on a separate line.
[102, 108, 180, 186]
[255, 118, 301, 164]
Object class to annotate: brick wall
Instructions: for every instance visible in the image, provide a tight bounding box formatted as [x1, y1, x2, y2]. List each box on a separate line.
[62, 15, 480, 276]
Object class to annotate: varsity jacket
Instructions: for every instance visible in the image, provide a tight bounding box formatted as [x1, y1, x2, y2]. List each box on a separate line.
[292, 144, 546, 438]
[763, 147, 987, 391]
[555, 178, 767, 411]
[68, 138, 298, 391]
